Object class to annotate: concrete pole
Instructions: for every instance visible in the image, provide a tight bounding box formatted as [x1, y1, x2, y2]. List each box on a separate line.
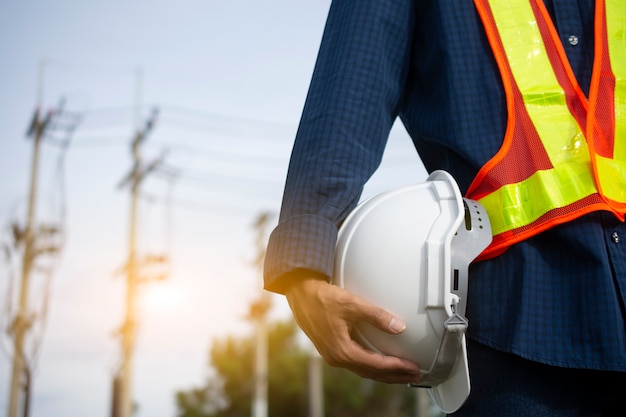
[416, 389, 429, 417]
[252, 302, 268, 417]
[118, 68, 143, 417]
[6, 106, 44, 417]
[118, 171, 139, 417]
[252, 213, 271, 417]
[308, 350, 324, 417]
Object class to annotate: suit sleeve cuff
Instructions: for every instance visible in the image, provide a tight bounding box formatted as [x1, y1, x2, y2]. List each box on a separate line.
[263, 214, 337, 294]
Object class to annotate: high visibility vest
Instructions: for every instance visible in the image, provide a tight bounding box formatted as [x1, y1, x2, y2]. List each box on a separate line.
[467, 0, 626, 260]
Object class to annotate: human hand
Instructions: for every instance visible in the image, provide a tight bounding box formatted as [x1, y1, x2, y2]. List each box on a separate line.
[284, 274, 421, 384]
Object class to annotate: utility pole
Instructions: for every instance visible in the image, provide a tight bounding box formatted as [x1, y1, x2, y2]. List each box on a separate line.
[250, 295, 269, 417]
[6, 104, 51, 417]
[114, 102, 162, 417]
[416, 389, 429, 417]
[5, 68, 79, 416]
[308, 349, 324, 417]
[249, 212, 272, 417]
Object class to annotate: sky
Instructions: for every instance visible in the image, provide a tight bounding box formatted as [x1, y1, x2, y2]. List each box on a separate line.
[0, 1, 426, 416]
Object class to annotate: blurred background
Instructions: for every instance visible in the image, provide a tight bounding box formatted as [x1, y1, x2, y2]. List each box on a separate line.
[0, 1, 428, 416]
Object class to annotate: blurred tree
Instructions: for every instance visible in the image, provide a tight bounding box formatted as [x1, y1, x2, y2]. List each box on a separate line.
[175, 318, 437, 417]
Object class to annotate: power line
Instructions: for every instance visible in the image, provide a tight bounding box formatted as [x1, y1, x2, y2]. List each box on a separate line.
[158, 162, 283, 185]
[50, 101, 419, 176]
[59, 136, 130, 148]
[147, 140, 290, 163]
[139, 192, 273, 218]
[158, 103, 294, 132]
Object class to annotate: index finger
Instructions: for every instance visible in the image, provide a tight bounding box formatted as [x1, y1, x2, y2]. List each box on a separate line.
[338, 339, 421, 384]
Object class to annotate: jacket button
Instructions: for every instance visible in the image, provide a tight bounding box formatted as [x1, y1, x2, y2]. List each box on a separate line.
[568, 35, 579, 46]
[611, 232, 620, 244]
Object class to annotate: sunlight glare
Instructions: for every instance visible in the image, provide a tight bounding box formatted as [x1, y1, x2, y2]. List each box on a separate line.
[140, 282, 185, 313]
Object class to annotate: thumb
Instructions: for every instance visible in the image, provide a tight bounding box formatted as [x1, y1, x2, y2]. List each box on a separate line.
[360, 303, 407, 335]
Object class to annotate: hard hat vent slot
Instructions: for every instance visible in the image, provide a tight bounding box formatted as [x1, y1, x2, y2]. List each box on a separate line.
[463, 200, 472, 230]
[453, 269, 459, 291]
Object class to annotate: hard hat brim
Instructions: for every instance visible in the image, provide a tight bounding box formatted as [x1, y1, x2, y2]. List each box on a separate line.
[429, 337, 470, 414]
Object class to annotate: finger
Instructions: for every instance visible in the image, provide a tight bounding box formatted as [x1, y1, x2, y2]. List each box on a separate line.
[332, 340, 421, 384]
[301, 310, 419, 384]
[284, 278, 420, 384]
[347, 296, 407, 335]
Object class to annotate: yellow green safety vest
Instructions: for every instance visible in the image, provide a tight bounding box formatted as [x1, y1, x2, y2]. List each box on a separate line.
[467, 0, 626, 260]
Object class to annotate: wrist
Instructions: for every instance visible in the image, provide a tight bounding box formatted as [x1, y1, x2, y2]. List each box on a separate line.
[282, 270, 329, 296]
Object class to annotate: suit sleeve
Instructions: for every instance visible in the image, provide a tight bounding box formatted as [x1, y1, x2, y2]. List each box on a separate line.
[264, 0, 416, 293]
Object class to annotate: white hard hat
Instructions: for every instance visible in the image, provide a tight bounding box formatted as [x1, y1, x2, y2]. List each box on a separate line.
[332, 170, 492, 413]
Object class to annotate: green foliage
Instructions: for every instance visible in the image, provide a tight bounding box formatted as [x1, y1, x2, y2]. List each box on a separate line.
[176, 319, 308, 417]
[322, 366, 418, 417]
[175, 318, 437, 417]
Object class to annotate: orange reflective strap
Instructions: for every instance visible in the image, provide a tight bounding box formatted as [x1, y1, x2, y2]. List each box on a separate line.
[589, 0, 626, 207]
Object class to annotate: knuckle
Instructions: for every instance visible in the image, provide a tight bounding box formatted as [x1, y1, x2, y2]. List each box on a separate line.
[323, 347, 353, 369]
[374, 307, 389, 322]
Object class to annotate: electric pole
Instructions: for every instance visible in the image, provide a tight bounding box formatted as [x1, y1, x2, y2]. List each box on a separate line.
[6, 105, 50, 417]
[416, 389, 429, 417]
[5, 89, 80, 417]
[308, 349, 324, 417]
[113, 104, 163, 417]
[249, 212, 272, 417]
